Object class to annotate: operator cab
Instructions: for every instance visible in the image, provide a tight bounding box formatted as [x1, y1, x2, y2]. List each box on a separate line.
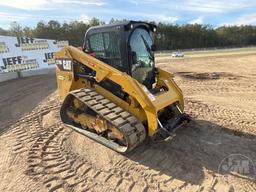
[83, 21, 157, 89]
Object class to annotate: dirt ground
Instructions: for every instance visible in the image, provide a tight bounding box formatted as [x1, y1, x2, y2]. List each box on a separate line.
[0, 54, 256, 192]
[0, 74, 57, 133]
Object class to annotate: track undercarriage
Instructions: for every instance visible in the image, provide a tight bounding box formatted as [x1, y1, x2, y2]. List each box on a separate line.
[60, 88, 146, 153]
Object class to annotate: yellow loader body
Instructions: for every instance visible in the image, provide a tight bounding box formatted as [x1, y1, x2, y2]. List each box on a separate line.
[56, 46, 184, 136]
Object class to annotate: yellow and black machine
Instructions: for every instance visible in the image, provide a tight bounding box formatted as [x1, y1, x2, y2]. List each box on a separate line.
[55, 21, 190, 153]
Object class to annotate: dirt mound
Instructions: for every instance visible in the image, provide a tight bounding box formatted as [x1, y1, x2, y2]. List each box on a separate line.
[42, 111, 59, 128]
[177, 72, 241, 80]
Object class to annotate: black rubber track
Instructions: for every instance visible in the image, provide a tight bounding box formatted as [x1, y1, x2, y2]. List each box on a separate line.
[60, 88, 146, 153]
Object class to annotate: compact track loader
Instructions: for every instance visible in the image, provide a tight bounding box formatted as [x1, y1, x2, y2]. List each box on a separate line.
[55, 21, 190, 153]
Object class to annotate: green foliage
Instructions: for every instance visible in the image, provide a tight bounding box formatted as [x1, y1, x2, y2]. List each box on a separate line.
[0, 27, 8, 36]
[9, 21, 23, 36]
[0, 18, 256, 50]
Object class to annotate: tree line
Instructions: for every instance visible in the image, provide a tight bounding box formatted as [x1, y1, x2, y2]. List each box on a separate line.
[1, 18, 256, 50]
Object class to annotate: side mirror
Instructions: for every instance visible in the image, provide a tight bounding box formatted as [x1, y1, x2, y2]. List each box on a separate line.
[131, 51, 137, 64]
[151, 44, 156, 51]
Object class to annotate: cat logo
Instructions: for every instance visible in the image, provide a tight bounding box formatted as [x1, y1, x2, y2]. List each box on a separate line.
[56, 58, 72, 71]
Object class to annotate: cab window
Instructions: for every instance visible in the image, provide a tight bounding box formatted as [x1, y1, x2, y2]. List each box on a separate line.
[129, 28, 154, 87]
[88, 31, 123, 70]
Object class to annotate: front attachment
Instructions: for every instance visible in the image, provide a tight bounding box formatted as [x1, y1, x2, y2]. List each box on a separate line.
[155, 105, 191, 141]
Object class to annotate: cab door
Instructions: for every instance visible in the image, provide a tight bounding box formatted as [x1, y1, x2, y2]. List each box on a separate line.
[129, 27, 155, 89]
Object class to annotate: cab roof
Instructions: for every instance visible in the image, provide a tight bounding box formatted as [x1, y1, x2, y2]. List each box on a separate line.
[88, 20, 156, 31]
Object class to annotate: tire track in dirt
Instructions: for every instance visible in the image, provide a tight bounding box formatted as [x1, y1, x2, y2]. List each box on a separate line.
[171, 75, 256, 135]
[40, 126, 157, 192]
[1, 91, 256, 192]
[7, 103, 150, 191]
[185, 98, 256, 135]
[177, 78, 256, 95]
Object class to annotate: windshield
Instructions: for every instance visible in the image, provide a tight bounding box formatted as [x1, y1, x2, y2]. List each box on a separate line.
[130, 28, 154, 87]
